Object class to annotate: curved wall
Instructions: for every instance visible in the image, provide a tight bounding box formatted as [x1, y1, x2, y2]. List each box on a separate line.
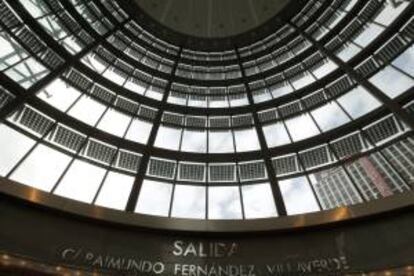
[0, 0, 413, 222]
[0, 181, 413, 275]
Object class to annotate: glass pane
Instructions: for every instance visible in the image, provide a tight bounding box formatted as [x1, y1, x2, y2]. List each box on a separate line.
[208, 186, 242, 219]
[312, 60, 338, 79]
[270, 83, 293, 98]
[171, 185, 206, 219]
[135, 180, 172, 216]
[97, 109, 131, 137]
[230, 96, 248, 107]
[393, 46, 414, 77]
[209, 98, 229, 108]
[54, 160, 106, 203]
[312, 102, 350, 131]
[181, 130, 207, 153]
[5, 57, 48, 88]
[370, 66, 413, 98]
[82, 54, 107, 74]
[309, 169, 362, 210]
[39, 16, 68, 40]
[279, 176, 320, 215]
[103, 68, 125, 86]
[20, 0, 49, 17]
[0, 125, 35, 176]
[154, 126, 181, 150]
[353, 23, 383, 47]
[253, 90, 272, 103]
[242, 183, 277, 219]
[263, 122, 291, 147]
[0, 33, 28, 71]
[336, 43, 361, 62]
[10, 144, 71, 192]
[125, 79, 147, 95]
[208, 131, 234, 153]
[286, 114, 320, 141]
[62, 37, 83, 56]
[95, 171, 134, 210]
[188, 97, 207, 107]
[381, 138, 414, 186]
[38, 79, 81, 111]
[345, 154, 409, 201]
[291, 73, 315, 90]
[234, 129, 260, 152]
[68, 96, 106, 126]
[168, 94, 187, 105]
[374, 1, 409, 26]
[145, 87, 163, 101]
[125, 118, 152, 144]
[338, 87, 381, 119]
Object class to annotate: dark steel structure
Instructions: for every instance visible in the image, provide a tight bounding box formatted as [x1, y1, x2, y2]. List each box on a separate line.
[0, 0, 413, 227]
[0, 0, 414, 274]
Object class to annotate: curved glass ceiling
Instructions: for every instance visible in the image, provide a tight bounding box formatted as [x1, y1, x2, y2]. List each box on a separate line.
[0, 0, 413, 222]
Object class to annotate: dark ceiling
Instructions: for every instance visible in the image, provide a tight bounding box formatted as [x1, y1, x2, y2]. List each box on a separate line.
[134, 0, 291, 39]
[121, 0, 304, 51]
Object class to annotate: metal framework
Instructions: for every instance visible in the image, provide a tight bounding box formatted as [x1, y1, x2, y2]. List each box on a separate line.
[0, 0, 413, 221]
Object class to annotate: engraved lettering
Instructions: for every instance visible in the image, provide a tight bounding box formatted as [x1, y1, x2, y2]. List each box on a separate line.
[173, 240, 184, 256]
[172, 241, 239, 258]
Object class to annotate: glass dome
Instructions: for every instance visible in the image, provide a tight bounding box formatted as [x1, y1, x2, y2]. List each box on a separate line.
[0, 0, 413, 223]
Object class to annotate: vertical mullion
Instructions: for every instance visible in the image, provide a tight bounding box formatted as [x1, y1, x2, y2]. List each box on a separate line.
[235, 46, 287, 216]
[125, 46, 183, 212]
[91, 76, 136, 204]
